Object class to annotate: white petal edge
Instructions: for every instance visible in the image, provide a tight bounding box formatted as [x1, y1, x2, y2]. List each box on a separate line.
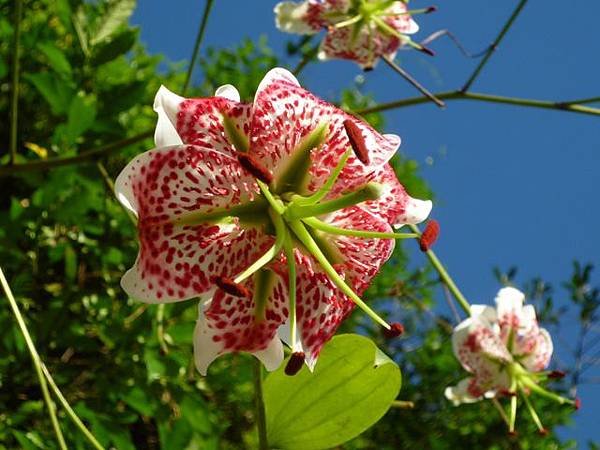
[153, 85, 184, 148]
[392, 198, 432, 229]
[444, 378, 481, 406]
[254, 67, 301, 105]
[495, 286, 525, 317]
[215, 84, 241, 102]
[274, 1, 316, 34]
[194, 300, 223, 376]
[254, 337, 285, 372]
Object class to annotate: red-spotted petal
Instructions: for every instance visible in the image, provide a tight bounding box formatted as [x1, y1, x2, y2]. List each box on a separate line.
[521, 327, 553, 372]
[291, 252, 354, 369]
[154, 85, 252, 156]
[193, 272, 288, 374]
[452, 311, 513, 375]
[321, 206, 395, 294]
[115, 145, 273, 302]
[250, 68, 399, 194]
[360, 164, 432, 228]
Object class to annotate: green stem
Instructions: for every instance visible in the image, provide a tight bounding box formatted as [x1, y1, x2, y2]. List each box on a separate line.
[0, 266, 67, 449]
[292, 42, 319, 77]
[286, 183, 382, 219]
[304, 217, 418, 239]
[518, 384, 545, 431]
[409, 224, 471, 315]
[182, 0, 214, 95]
[462, 0, 529, 91]
[157, 304, 169, 354]
[382, 55, 445, 108]
[0, 130, 153, 177]
[253, 359, 269, 450]
[491, 398, 510, 427]
[354, 90, 600, 117]
[40, 364, 105, 450]
[288, 219, 390, 329]
[235, 239, 284, 284]
[9, 0, 23, 165]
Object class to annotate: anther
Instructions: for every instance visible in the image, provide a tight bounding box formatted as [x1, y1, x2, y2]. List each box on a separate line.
[383, 322, 404, 338]
[508, 430, 518, 437]
[498, 389, 517, 397]
[538, 428, 549, 436]
[425, 6, 438, 13]
[285, 352, 305, 376]
[237, 153, 273, 184]
[575, 398, 581, 410]
[215, 276, 251, 298]
[547, 370, 566, 379]
[419, 219, 440, 252]
[343, 119, 370, 165]
[419, 46, 435, 57]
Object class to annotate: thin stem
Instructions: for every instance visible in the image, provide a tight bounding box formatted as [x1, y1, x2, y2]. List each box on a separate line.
[382, 55, 445, 108]
[518, 385, 545, 432]
[462, 0, 529, 91]
[391, 400, 415, 409]
[235, 240, 284, 284]
[0, 266, 67, 449]
[253, 358, 269, 450]
[296, 149, 351, 206]
[354, 90, 600, 117]
[409, 224, 471, 315]
[563, 96, 600, 105]
[9, 0, 23, 165]
[97, 161, 137, 225]
[293, 43, 319, 77]
[157, 304, 169, 354]
[182, 0, 214, 95]
[40, 364, 105, 450]
[0, 130, 153, 177]
[304, 216, 417, 239]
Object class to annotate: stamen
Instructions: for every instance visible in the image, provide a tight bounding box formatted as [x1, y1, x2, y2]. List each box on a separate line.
[547, 370, 566, 379]
[333, 14, 363, 29]
[343, 119, 370, 165]
[285, 352, 305, 376]
[288, 219, 391, 329]
[222, 115, 249, 152]
[519, 386, 546, 434]
[303, 216, 418, 240]
[234, 239, 284, 284]
[538, 429, 549, 436]
[285, 182, 383, 219]
[383, 322, 404, 338]
[509, 378, 517, 434]
[419, 219, 440, 251]
[575, 398, 581, 410]
[296, 149, 351, 206]
[238, 153, 273, 184]
[215, 276, 250, 298]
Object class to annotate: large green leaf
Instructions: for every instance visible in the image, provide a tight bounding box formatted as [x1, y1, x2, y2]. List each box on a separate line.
[23, 72, 74, 115]
[37, 42, 72, 76]
[90, 29, 138, 66]
[90, 0, 136, 46]
[264, 334, 401, 450]
[64, 93, 97, 144]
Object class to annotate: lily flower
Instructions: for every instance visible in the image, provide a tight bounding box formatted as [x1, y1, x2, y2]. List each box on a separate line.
[115, 68, 432, 375]
[445, 287, 577, 434]
[275, 0, 430, 69]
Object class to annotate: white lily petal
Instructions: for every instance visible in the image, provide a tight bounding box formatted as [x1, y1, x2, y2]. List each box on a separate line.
[253, 337, 285, 372]
[444, 379, 481, 406]
[193, 300, 222, 376]
[393, 198, 432, 228]
[255, 67, 301, 105]
[495, 286, 525, 315]
[153, 85, 184, 148]
[470, 304, 497, 325]
[274, 1, 316, 34]
[215, 84, 241, 102]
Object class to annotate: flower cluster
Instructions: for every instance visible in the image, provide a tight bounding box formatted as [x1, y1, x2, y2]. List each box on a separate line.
[275, 0, 429, 69]
[115, 68, 432, 375]
[446, 287, 576, 433]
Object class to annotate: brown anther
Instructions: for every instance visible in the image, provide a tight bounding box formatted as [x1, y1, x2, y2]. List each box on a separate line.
[383, 322, 404, 338]
[363, 66, 374, 72]
[508, 430, 518, 437]
[237, 153, 273, 184]
[498, 389, 517, 397]
[285, 352, 305, 376]
[547, 370, 566, 379]
[575, 398, 581, 410]
[425, 6, 438, 13]
[419, 46, 435, 57]
[419, 219, 440, 252]
[343, 119, 370, 165]
[215, 276, 250, 298]
[538, 428, 549, 436]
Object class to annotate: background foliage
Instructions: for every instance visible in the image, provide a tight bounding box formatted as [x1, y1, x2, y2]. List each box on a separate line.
[0, 0, 597, 448]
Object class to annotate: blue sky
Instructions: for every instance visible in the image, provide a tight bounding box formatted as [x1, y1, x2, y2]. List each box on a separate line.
[132, 0, 599, 444]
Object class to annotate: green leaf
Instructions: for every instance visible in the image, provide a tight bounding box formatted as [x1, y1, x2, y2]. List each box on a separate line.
[180, 396, 212, 434]
[120, 386, 158, 416]
[65, 93, 97, 144]
[90, 0, 136, 46]
[264, 334, 401, 450]
[37, 42, 72, 76]
[23, 72, 74, 115]
[11, 431, 44, 450]
[91, 29, 138, 66]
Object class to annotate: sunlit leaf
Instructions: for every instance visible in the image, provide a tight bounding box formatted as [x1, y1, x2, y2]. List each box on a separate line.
[264, 334, 401, 450]
[90, 0, 136, 46]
